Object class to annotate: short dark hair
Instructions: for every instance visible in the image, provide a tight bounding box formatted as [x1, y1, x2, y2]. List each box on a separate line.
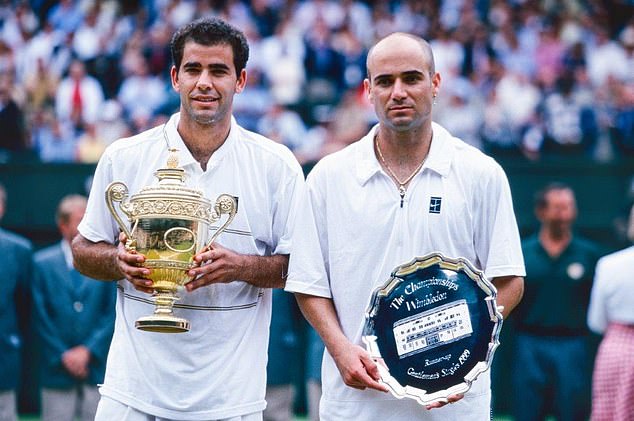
[534, 182, 574, 209]
[170, 17, 249, 76]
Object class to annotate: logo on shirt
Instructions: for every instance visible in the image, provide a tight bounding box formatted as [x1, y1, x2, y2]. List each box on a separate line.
[567, 262, 585, 280]
[429, 197, 442, 214]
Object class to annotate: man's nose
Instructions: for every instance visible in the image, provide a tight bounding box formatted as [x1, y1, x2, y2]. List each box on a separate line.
[196, 70, 213, 90]
[391, 79, 407, 100]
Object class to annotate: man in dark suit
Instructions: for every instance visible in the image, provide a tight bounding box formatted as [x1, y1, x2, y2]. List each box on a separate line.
[32, 195, 115, 421]
[0, 183, 32, 421]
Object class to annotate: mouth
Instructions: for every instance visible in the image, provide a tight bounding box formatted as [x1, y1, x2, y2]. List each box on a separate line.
[388, 106, 413, 113]
[191, 96, 219, 104]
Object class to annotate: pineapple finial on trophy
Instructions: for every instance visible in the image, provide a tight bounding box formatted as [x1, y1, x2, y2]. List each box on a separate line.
[167, 148, 179, 169]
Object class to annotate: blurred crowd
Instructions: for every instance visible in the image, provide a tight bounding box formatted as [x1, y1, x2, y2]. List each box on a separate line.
[0, 0, 633, 166]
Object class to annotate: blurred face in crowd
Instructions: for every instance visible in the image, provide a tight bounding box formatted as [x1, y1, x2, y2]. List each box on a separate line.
[364, 33, 441, 133]
[537, 188, 577, 236]
[171, 40, 246, 127]
[57, 198, 87, 243]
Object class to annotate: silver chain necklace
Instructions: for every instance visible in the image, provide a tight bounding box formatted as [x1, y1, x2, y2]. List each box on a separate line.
[375, 134, 428, 207]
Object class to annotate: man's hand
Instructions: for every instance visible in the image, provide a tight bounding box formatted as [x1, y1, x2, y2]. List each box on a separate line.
[185, 243, 244, 292]
[330, 342, 389, 393]
[117, 233, 153, 293]
[61, 345, 91, 379]
[425, 393, 464, 410]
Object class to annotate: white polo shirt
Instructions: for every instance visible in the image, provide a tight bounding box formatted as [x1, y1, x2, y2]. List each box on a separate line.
[79, 113, 306, 420]
[286, 122, 525, 420]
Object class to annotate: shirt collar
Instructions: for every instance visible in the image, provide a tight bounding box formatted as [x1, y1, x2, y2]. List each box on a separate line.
[61, 239, 73, 270]
[354, 121, 454, 186]
[164, 113, 238, 170]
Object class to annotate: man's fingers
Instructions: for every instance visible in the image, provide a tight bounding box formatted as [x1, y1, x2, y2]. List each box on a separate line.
[344, 361, 389, 393]
[425, 393, 464, 410]
[360, 354, 381, 381]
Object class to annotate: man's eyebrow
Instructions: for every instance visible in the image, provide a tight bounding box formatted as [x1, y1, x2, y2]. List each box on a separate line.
[182, 62, 231, 71]
[373, 70, 424, 81]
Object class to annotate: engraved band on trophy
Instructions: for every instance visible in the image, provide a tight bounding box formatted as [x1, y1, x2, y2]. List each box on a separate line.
[105, 149, 238, 333]
[362, 252, 503, 405]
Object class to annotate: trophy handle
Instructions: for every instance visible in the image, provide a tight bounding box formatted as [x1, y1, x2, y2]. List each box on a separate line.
[105, 181, 134, 241]
[205, 194, 238, 248]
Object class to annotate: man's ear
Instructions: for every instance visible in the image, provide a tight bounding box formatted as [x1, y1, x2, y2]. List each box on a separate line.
[235, 69, 247, 93]
[364, 78, 372, 103]
[170, 66, 179, 92]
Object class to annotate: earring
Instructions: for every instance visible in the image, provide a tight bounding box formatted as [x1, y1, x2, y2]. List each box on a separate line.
[433, 94, 437, 105]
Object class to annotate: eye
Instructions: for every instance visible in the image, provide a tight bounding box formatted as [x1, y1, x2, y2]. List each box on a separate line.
[404, 74, 422, 84]
[212, 69, 229, 76]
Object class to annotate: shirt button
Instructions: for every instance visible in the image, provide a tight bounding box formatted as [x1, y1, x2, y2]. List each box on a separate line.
[73, 301, 84, 313]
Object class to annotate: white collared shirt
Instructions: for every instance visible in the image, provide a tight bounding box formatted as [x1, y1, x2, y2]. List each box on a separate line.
[587, 246, 634, 333]
[78, 113, 306, 420]
[287, 122, 525, 420]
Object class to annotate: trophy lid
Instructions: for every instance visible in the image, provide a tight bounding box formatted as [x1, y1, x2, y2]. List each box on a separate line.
[126, 149, 213, 221]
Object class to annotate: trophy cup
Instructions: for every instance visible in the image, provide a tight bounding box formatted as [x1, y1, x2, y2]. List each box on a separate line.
[362, 252, 503, 405]
[105, 149, 238, 333]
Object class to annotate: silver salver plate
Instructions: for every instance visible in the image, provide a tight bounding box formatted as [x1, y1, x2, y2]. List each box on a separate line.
[362, 252, 503, 405]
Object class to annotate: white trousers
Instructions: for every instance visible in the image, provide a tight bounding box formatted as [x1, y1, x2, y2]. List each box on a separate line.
[0, 390, 17, 421]
[95, 396, 263, 421]
[41, 385, 101, 421]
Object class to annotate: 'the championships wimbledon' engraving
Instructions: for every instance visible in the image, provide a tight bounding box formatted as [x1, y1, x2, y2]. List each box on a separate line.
[390, 277, 459, 311]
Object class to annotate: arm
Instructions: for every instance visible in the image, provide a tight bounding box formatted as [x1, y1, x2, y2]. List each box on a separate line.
[71, 233, 154, 294]
[185, 242, 288, 291]
[492, 275, 524, 318]
[294, 293, 388, 393]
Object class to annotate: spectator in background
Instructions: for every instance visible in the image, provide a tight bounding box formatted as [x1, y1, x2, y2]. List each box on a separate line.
[609, 79, 634, 158]
[116, 53, 167, 121]
[23, 56, 58, 114]
[257, 102, 307, 153]
[259, 15, 306, 106]
[0, 72, 29, 162]
[93, 100, 131, 147]
[54, 59, 105, 133]
[512, 183, 603, 421]
[232, 67, 272, 131]
[31, 195, 116, 421]
[303, 17, 346, 106]
[434, 76, 484, 150]
[533, 23, 566, 90]
[538, 73, 599, 157]
[46, 0, 84, 36]
[587, 203, 634, 421]
[586, 25, 630, 90]
[481, 87, 527, 158]
[75, 123, 107, 163]
[31, 108, 76, 163]
[0, 183, 33, 421]
[0, 40, 15, 76]
[72, 6, 107, 69]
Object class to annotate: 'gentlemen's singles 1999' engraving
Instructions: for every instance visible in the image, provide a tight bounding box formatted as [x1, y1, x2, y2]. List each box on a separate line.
[393, 300, 473, 358]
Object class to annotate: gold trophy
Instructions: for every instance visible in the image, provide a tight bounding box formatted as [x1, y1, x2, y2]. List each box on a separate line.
[105, 149, 238, 333]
